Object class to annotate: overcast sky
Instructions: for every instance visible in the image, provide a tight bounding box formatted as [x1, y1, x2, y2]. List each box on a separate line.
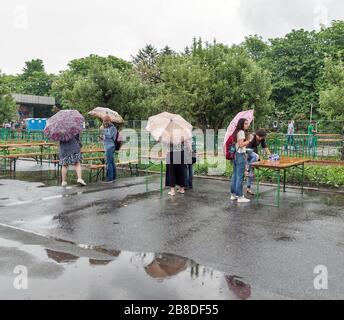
[0, 0, 343, 75]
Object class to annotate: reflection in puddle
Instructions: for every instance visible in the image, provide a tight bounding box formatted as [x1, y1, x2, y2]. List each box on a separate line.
[224, 275, 251, 300]
[1, 166, 144, 188]
[41, 246, 252, 300]
[0, 236, 253, 299]
[45, 249, 79, 264]
[144, 253, 188, 279]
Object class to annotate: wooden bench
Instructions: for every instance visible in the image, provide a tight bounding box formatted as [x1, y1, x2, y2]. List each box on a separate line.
[53, 157, 139, 182]
[83, 161, 139, 182]
[83, 164, 106, 181]
[0, 153, 56, 171]
[117, 160, 139, 176]
[52, 156, 105, 175]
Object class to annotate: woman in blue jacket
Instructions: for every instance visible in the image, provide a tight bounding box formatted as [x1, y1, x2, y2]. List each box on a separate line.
[102, 116, 118, 182]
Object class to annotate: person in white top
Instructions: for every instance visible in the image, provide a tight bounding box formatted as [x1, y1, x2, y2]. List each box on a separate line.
[286, 120, 295, 151]
[230, 118, 252, 203]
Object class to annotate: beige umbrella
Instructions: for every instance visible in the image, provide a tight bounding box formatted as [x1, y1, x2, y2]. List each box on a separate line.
[146, 112, 192, 146]
[144, 254, 188, 279]
[88, 107, 124, 124]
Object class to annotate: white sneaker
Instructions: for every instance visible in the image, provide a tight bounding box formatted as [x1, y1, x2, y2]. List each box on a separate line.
[230, 194, 238, 201]
[61, 181, 67, 187]
[77, 179, 87, 186]
[237, 196, 250, 203]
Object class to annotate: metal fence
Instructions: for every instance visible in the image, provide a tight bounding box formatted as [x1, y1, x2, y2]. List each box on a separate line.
[0, 128, 47, 142]
[264, 133, 343, 159]
[1, 127, 343, 160]
[266, 134, 318, 158]
[256, 120, 344, 135]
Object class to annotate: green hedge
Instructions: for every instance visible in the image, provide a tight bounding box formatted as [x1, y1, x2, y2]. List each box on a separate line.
[193, 163, 344, 189]
[140, 161, 344, 189]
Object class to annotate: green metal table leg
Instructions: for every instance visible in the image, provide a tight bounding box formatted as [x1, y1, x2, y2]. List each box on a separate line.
[160, 160, 163, 195]
[48, 145, 51, 165]
[283, 169, 286, 192]
[256, 168, 260, 204]
[276, 169, 281, 208]
[4, 148, 9, 171]
[145, 165, 149, 192]
[301, 163, 305, 195]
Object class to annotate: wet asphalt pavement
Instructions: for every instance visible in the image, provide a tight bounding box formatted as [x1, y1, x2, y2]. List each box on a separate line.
[0, 161, 344, 299]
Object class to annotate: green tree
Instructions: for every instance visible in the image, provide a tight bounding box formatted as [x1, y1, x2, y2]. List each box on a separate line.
[160, 46, 175, 56]
[17, 59, 54, 96]
[264, 29, 322, 120]
[0, 73, 17, 123]
[22, 59, 45, 78]
[151, 42, 272, 132]
[52, 56, 149, 120]
[317, 20, 344, 61]
[132, 44, 161, 83]
[67, 54, 132, 76]
[319, 58, 344, 120]
[241, 35, 269, 62]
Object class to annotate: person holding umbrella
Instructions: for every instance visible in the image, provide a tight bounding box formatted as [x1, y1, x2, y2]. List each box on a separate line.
[166, 138, 188, 196]
[88, 107, 123, 182]
[146, 112, 192, 196]
[230, 118, 252, 203]
[224, 110, 254, 203]
[59, 133, 86, 187]
[44, 110, 87, 187]
[102, 115, 118, 183]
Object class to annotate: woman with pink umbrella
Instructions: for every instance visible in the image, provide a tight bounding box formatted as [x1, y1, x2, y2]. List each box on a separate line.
[224, 110, 254, 203]
[44, 110, 87, 187]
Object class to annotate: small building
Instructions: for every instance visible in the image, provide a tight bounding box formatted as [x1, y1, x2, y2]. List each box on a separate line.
[13, 94, 56, 120]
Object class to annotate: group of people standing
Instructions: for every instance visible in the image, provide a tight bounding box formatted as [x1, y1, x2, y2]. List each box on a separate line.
[58, 116, 271, 203]
[165, 136, 196, 196]
[230, 118, 271, 203]
[58, 115, 118, 187]
[163, 119, 271, 201]
[286, 119, 317, 151]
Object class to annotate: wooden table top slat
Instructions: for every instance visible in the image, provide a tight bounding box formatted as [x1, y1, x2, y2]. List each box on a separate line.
[251, 157, 311, 169]
[0, 142, 56, 149]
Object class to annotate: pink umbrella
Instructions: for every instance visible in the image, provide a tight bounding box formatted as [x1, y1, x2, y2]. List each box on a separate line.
[44, 110, 85, 142]
[224, 275, 251, 300]
[223, 109, 254, 155]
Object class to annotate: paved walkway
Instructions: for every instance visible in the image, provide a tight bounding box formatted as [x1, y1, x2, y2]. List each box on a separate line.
[1, 172, 344, 299]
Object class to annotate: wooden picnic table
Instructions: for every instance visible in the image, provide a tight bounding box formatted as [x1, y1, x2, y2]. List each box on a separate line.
[251, 157, 311, 207]
[81, 148, 105, 154]
[0, 142, 56, 169]
[0, 142, 56, 150]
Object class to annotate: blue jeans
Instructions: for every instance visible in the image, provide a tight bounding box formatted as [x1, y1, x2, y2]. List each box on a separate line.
[247, 152, 259, 189]
[286, 135, 294, 150]
[184, 164, 193, 188]
[105, 146, 117, 181]
[230, 153, 246, 197]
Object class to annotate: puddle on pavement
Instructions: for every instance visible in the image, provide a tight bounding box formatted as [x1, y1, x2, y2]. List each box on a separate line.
[0, 165, 145, 188]
[0, 236, 252, 300]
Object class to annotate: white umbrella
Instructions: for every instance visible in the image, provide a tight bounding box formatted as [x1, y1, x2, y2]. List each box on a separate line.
[146, 112, 192, 146]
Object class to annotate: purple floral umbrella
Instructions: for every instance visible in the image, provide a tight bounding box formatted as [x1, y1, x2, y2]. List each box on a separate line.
[44, 110, 85, 142]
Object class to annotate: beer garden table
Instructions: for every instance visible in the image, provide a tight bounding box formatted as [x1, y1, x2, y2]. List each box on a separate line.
[251, 157, 311, 207]
[0, 142, 56, 169]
